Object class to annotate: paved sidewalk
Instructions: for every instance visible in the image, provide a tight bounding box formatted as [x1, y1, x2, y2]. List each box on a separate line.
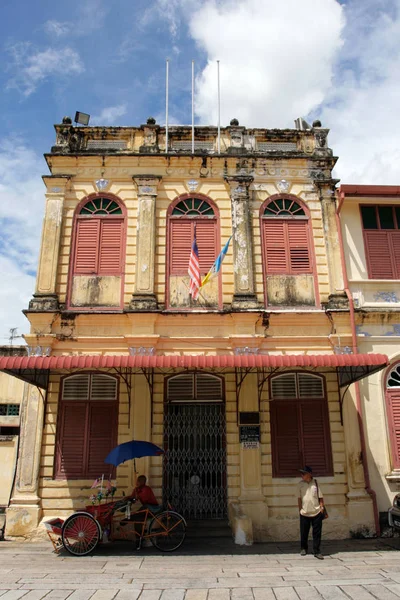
[1, 538, 400, 599]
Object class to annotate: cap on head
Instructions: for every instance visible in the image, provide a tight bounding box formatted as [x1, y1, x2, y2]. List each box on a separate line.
[299, 466, 313, 475]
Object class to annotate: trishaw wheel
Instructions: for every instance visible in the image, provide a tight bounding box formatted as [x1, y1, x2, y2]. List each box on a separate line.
[62, 512, 101, 556]
[149, 511, 186, 552]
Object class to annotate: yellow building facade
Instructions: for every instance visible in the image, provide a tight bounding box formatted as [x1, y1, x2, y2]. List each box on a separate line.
[1, 119, 388, 542]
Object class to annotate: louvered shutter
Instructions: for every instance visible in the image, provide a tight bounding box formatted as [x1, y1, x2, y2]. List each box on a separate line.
[287, 221, 311, 273]
[300, 401, 332, 475]
[387, 391, 400, 468]
[74, 220, 100, 274]
[56, 403, 87, 478]
[170, 220, 193, 274]
[364, 231, 394, 279]
[263, 220, 288, 273]
[87, 403, 117, 476]
[390, 232, 400, 279]
[98, 219, 124, 274]
[196, 220, 217, 273]
[271, 401, 301, 477]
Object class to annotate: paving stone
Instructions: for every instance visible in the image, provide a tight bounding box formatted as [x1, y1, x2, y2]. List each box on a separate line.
[338, 585, 377, 599]
[67, 592, 96, 600]
[231, 589, 254, 599]
[294, 587, 324, 599]
[273, 588, 299, 600]
[315, 586, 349, 599]
[137, 593, 161, 600]
[252, 590, 275, 600]
[86, 592, 117, 600]
[309, 578, 386, 586]
[40, 593, 73, 600]
[363, 585, 400, 599]
[207, 591, 230, 600]
[13, 594, 51, 600]
[0, 593, 30, 600]
[113, 591, 142, 600]
[159, 591, 185, 600]
[183, 592, 208, 600]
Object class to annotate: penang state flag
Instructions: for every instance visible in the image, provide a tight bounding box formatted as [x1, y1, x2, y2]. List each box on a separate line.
[201, 235, 232, 288]
[188, 228, 201, 300]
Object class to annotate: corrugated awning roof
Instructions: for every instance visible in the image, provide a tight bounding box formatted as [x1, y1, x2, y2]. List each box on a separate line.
[0, 353, 389, 389]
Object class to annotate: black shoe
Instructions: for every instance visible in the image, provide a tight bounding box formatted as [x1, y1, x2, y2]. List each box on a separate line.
[314, 553, 324, 560]
[300, 549, 307, 556]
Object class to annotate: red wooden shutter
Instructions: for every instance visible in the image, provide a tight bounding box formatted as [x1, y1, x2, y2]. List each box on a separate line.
[300, 401, 332, 475]
[56, 403, 87, 478]
[98, 219, 124, 274]
[390, 232, 400, 279]
[74, 220, 100, 274]
[271, 401, 301, 477]
[364, 231, 394, 279]
[387, 391, 400, 469]
[87, 403, 117, 477]
[196, 220, 217, 273]
[263, 220, 288, 274]
[287, 221, 311, 273]
[170, 220, 193, 274]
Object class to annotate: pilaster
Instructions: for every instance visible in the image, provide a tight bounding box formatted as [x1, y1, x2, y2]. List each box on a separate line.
[225, 175, 258, 309]
[6, 384, 45, 537]
[129, 175, 162, 310]
[29, 176, 71, 311]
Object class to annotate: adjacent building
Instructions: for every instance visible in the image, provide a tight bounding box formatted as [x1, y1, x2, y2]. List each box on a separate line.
[0, 118, 388, 542]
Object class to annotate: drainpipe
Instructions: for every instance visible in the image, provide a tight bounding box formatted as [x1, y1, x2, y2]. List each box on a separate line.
[336, 190, 381, 536]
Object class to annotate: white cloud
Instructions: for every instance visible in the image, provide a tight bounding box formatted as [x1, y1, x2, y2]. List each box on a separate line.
[187, 0, 345, 127]
[0, 139, 45, 338]
[44, 20, 71, 37]
[6, 43, 84, 97]
[91, 104, 128, 125]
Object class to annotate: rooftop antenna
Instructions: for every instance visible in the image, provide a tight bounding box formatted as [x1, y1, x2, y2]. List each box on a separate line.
[9, 327, 22, 346]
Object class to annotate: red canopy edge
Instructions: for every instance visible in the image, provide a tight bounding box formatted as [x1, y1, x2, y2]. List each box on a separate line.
[0, 352, 389, 371]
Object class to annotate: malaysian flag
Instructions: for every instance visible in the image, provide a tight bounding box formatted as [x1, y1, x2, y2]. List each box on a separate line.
[188, 227, 201, 300]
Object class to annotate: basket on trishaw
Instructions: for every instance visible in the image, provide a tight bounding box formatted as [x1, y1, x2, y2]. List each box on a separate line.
[44, 441, 186, 556]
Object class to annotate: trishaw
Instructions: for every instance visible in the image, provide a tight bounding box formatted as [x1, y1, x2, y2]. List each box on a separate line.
[45, 440, 187, 556]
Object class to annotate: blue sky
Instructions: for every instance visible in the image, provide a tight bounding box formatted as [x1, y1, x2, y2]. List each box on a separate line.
[1, 0, 399, 341]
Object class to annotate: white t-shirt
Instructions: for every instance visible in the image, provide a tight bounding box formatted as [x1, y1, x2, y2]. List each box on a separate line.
[298, 479, 323, 517]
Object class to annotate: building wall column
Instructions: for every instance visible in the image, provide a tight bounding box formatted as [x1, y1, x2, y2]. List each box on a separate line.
[29, 176, 71, 311]
[130, 176, 162, 310]
[225, 176, 258, 309]
[6, 384, 45, 537]
[342, 388, 375, 535]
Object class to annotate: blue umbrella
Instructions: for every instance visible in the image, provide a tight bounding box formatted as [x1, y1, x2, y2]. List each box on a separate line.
[104, 440, 164, 467]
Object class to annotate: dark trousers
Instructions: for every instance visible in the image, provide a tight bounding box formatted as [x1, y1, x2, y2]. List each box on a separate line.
[300, 512, 323, 554]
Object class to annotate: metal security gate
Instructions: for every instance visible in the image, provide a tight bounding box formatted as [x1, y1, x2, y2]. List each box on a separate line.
[163, 374, 227, 520]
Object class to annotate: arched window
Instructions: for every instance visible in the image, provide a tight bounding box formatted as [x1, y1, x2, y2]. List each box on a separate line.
[270, 372, 333, 477]
[167, 194, 220, 308]
[167, 373, 223, 402]
[261, 196, 312, 274]
[385, 363, 400, 468]
[68, 194, 126, 309]
[55, 373, 118, 479]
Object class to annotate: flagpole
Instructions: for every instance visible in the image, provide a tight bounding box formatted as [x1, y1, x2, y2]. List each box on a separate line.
[217, 60, 221, 154]
[192, 60, 195, 154]
[166, 59, 169, 154]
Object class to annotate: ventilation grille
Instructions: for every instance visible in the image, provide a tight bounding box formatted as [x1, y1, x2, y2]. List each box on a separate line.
[271, 374, 297, 399]
[86, 140, 127, 150]
[167, 374, 223, 402]
[257, 142, 298, 152]
[298, 374, 324, 398]
[171, 141, 214, 151]
[63, 374, 117, 401]
[0, 404, 20, 416]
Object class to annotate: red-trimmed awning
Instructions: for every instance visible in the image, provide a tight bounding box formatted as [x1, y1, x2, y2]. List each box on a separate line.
[0, 353, 388, 388]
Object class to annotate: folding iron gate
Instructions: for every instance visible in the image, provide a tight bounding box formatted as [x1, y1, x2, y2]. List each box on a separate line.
[163, 402, 227, 520]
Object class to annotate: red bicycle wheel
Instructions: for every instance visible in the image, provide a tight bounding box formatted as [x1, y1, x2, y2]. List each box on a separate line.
[62, 512, 101, 556]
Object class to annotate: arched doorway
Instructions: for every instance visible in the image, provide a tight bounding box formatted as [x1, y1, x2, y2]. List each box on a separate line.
[163, 373, 227, 519]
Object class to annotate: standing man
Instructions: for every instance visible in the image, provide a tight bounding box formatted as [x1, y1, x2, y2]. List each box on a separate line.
[297, 466, 325, 560]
